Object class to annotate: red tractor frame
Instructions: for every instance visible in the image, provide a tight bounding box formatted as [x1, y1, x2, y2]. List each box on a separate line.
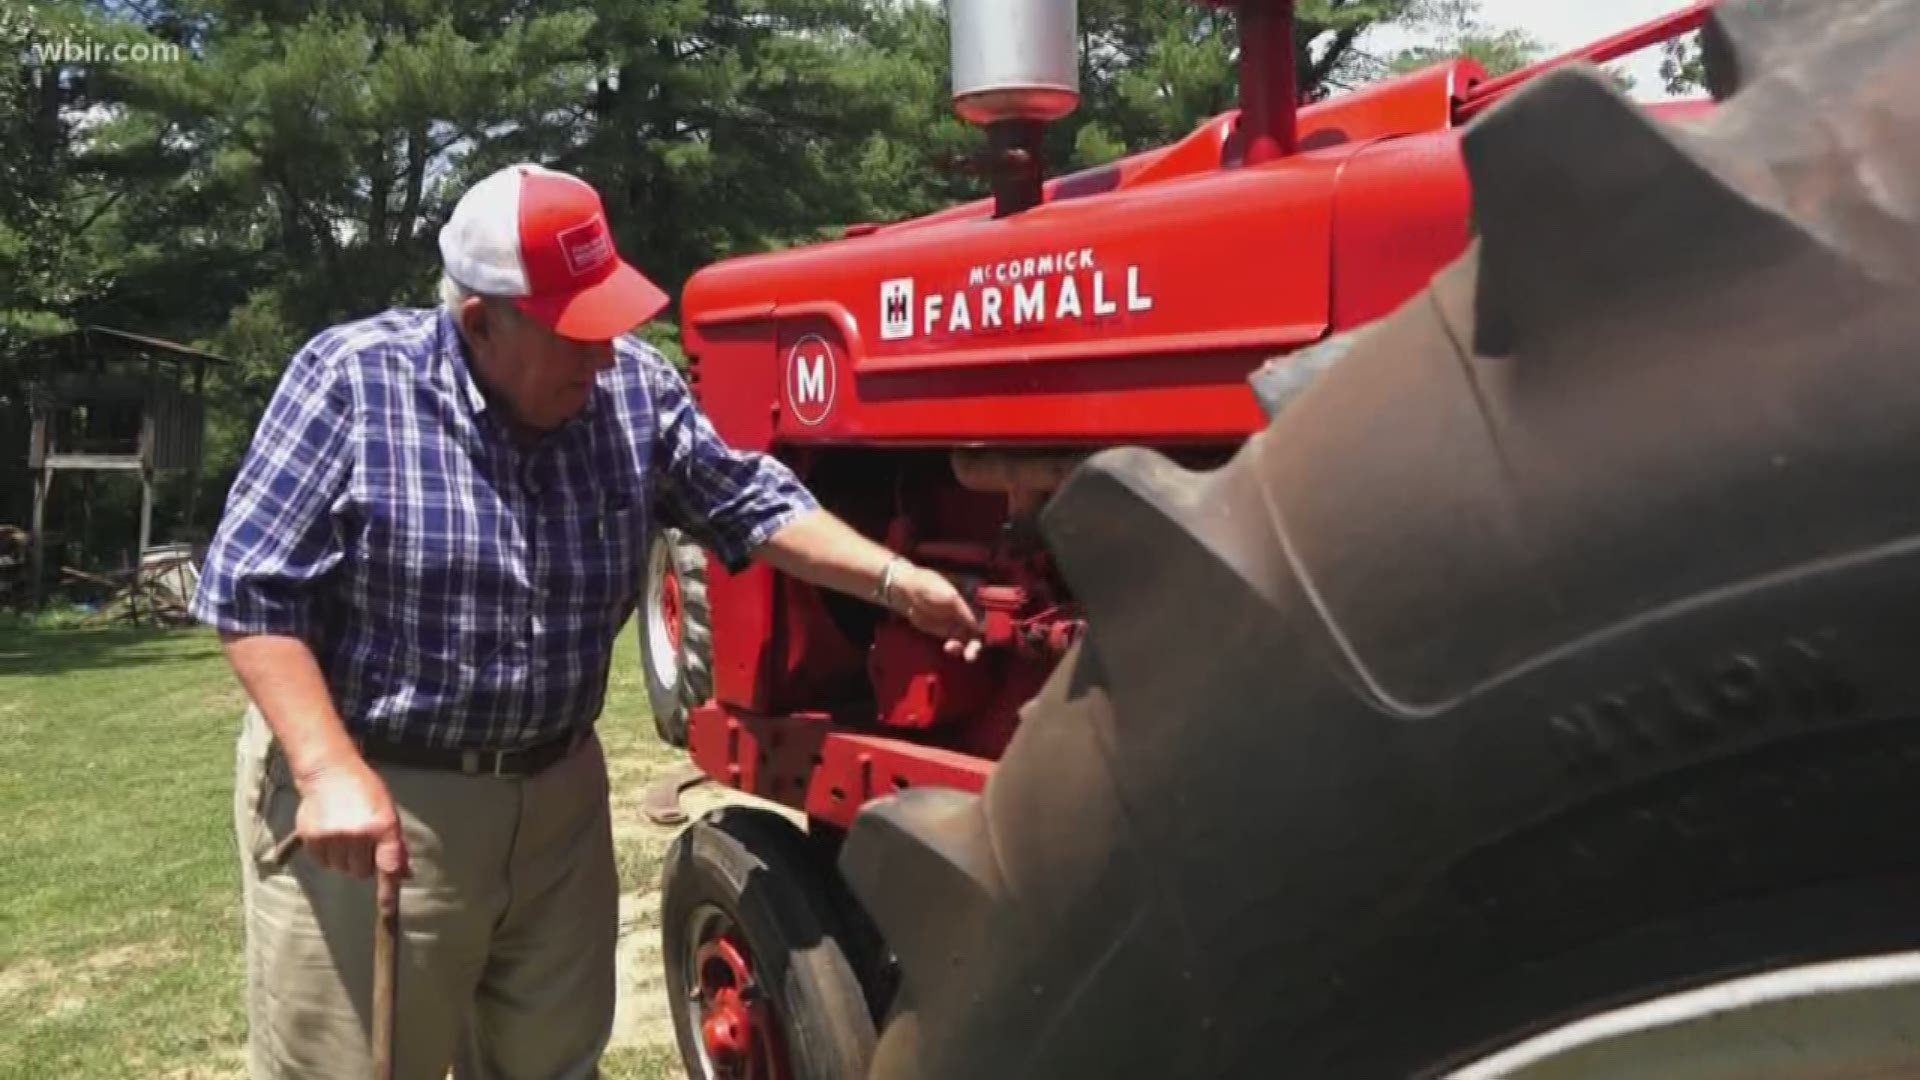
[640, 3, 1721, 1077]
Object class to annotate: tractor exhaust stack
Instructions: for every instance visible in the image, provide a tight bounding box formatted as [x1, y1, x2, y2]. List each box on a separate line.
[1234, 0, 1299, 165]
[948, 0, 1080, 217]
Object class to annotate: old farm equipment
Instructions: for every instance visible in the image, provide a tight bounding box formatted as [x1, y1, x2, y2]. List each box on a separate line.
[647, 0, 1920, 1076]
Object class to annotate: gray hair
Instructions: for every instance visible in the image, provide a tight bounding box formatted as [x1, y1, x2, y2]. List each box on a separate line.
[437, 272, 474, 311]
[438, 273, 522, 324]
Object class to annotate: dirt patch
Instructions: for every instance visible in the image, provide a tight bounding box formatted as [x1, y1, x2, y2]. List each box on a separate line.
[612, 890, 674, 1054]
[0, 957, 57, 1001]
[0, 940, 179, 1014]
[82, 941, 177, 975]
[160, 1049, 249, 1079]
[42, 991, 89, 1019]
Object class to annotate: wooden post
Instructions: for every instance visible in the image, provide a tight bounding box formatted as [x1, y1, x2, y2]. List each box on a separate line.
[135, 352, 156, 624]
[136, 467, 153, 627]
[186, 360, 206, 535]
[27, 405, 48, 609]
[81, 472, 93, 556]
[30, 467, 50, 610]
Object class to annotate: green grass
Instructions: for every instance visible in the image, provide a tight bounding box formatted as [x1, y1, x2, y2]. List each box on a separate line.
[0, 618, 692, 1079]
[0, 602, 105, 632]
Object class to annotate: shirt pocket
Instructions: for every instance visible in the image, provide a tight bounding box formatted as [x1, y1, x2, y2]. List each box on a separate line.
[542, 482, 648, 628]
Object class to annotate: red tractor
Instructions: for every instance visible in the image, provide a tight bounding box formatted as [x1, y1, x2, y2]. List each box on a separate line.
[640, 0, 1920, 1076]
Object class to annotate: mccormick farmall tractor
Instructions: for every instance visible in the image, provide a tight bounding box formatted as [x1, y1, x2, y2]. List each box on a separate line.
[645, 0, 1920, 1076]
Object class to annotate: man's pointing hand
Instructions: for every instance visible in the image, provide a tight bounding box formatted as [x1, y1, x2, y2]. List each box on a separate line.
[889, 564, 985, 662]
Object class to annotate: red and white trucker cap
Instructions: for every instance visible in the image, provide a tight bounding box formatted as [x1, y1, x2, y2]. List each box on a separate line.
[438, 163, 669, 342]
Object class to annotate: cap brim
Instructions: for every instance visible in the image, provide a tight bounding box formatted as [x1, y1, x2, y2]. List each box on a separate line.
[515, 261, 670, 342]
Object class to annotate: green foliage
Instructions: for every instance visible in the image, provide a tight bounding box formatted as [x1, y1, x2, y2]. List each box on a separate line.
[1387, 0, 1543, 77]
[1662, 35, 1707, 95]
[1051, 0, 1504, 169]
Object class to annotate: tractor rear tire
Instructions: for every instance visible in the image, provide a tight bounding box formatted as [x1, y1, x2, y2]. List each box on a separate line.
[662, 808, 877, 1080]
[641, 527, 711, 748]
[839, 2, 1920, 1077]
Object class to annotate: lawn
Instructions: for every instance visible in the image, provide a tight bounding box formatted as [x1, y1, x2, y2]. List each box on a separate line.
[0, 617, 692, 1079]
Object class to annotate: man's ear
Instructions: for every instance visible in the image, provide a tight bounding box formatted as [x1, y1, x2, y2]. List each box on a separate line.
[456, 296, 494, 348]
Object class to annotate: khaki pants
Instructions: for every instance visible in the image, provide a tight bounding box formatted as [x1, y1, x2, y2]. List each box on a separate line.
[233, 706, 619, 1079]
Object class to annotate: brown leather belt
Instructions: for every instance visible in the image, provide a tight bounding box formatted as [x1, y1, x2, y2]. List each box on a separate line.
[356, 728, 586, 780]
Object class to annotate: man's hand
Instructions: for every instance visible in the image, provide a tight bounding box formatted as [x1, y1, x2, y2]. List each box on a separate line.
[292, 757, 410, 880]
[218, 631, 411, 879]
[889, 563, 985, 661]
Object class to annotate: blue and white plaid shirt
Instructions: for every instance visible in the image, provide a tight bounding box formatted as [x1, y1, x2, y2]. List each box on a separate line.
[191, 306, 816, 750]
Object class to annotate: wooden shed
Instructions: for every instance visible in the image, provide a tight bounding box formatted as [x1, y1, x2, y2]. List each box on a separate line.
[21, 326, 229, 607]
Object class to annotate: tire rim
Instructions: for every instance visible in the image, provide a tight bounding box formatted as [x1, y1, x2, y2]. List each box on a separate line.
[683, 903, 791, 1080]
[647, 538, 683, 694]
[1448, 952, 1920, 1078]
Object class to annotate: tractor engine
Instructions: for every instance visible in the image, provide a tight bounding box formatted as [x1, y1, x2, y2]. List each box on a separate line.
[866, 449, 1089, 756]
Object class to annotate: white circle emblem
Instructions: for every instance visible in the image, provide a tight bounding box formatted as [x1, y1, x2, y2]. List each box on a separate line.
[784, 335, 837, 426]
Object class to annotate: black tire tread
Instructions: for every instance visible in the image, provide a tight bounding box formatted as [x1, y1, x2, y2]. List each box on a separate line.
[642, 528, 712, 748]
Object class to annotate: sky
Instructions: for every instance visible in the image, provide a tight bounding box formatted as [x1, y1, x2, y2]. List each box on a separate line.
[1364, 0, 1704, 101]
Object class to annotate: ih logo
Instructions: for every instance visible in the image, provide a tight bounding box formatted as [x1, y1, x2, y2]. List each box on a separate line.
[784, 335, 836, 426]
[880, 278, 914, 341]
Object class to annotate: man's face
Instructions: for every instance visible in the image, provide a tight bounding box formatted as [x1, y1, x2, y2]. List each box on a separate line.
[457, 297, 618, 432]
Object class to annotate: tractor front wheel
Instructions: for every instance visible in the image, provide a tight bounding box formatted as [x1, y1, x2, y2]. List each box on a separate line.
[641, 528, 712, 747]
[662, 808, 877, 1080]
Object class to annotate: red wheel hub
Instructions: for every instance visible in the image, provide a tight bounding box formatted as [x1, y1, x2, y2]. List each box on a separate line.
[693, 930, 789, 1080]
[661, 568, 684, 652]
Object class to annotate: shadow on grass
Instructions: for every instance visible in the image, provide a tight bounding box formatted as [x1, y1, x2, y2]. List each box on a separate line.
[0, 624, 226, 679]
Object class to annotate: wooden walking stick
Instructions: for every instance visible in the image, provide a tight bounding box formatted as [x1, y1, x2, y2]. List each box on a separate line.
[372, 866, 399, 1080]
[270, 833, 401, 1080]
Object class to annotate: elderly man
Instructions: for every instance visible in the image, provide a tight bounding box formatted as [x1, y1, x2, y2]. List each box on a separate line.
[191, 162, 980, 1079]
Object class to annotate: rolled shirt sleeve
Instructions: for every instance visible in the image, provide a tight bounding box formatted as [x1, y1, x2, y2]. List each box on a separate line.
[646, 357, 817, 572]
[189, 333, 354, 640]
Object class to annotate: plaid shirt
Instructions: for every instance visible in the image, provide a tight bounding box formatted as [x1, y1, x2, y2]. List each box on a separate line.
[191, 306, 816, 750]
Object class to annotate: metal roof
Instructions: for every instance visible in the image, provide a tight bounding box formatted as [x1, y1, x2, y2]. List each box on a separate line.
[34, 325, 233, 366]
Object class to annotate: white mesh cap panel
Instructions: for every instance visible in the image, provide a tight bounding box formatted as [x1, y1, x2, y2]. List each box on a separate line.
[438, 165, 532, 297]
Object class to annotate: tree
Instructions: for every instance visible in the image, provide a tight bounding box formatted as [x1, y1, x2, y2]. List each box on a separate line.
[983, 0, 1547, 170]
[1065, 0, 1424, 165]
[122, 2, 602, 344]
[1, 2, 115, 356]
[0, 1, 232, 547]
[1661, 35, 1707, 96]
[1385, 0, 1543, 78]
[540, 0, 938, 297]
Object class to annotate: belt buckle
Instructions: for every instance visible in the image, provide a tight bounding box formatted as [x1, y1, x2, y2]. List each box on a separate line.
[492, 748, 522, 780]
